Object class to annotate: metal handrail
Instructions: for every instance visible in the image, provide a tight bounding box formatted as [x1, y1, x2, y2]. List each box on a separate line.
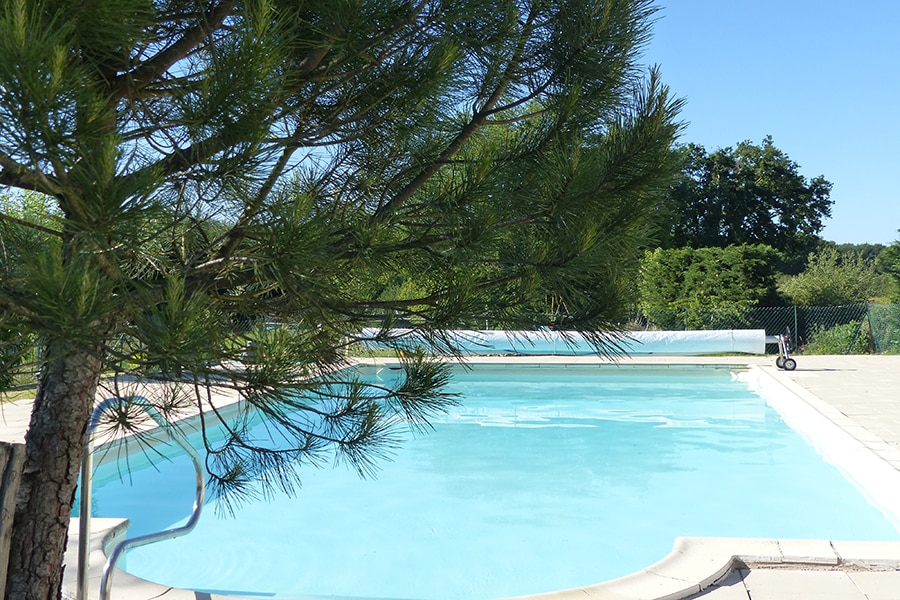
[78, 396, 206, 600]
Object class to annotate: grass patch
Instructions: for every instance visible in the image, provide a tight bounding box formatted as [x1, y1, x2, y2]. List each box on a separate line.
[2, 384, 37, 403]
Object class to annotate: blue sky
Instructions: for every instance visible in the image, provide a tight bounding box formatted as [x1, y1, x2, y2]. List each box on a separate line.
[642, 1, 900, 245]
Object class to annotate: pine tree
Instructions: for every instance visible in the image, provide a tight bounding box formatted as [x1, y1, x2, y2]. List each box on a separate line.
[0, 1, 681, 596]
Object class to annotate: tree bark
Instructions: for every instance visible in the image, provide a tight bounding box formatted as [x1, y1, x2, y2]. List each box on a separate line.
[5, 345, 102, 600]
[0, 443, 26, 595]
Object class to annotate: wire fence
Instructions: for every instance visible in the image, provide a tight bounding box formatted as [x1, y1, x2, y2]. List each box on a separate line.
[5, 306, 898, 382]
[635, 303, 900, 355]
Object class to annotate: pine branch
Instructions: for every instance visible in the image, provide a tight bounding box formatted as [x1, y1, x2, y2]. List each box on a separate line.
[0, 211, 61, 238]
[109, 0, 240, 102]
[0, 150, 62, 196]
[367, 6, 540, 225]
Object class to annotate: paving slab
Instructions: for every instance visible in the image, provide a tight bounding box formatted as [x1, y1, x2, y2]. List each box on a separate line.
[765, 356, 900, 449]
[831, 540, 900, 567]
[846, 571, 900, 600]
[740, 569, 866, 600]
[777, 539, 839, 565]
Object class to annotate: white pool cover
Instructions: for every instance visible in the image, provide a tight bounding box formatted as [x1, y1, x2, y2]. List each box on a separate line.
[360, 328, 767, 356]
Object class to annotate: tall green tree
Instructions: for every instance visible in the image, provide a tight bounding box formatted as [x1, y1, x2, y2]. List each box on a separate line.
[0, 1, 681, 596]
[659, 136, 833, 261]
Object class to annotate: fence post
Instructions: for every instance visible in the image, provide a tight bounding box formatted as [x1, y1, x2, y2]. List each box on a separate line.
[0, 442, 26, 595]
[792, 306, 798, 342]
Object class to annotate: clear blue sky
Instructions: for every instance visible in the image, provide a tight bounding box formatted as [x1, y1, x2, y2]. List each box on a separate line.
[642, 1, 900, 245]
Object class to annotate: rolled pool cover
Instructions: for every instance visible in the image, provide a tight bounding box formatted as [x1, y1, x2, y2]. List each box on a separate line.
[358, 328, 767, 356]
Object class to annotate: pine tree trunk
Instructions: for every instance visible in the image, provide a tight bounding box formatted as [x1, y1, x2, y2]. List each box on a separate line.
[5, 344, 102, 600]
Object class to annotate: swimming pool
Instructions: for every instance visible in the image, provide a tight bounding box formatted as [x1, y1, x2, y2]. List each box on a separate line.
[84, 364, 900, 599]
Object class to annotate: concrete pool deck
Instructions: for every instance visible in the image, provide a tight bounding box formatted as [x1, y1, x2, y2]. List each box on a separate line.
[2, 354, 900, 599]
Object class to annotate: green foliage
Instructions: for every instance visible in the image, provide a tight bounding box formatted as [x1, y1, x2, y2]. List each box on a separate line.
[803, 321, 869, 355]
[833, 242, 886, 264]
[658, 136, 833, 262]
[779, 247, 885, 306]
[0, 192, 58, 387]
[639, 244, 782, 329]
[0, 191, 61, 277]
[876, 232, 900, 301]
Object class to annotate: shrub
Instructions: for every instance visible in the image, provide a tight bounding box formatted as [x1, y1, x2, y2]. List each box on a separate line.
[780, 248, 886, 305]
[639, 244, 782, 329]
[803, 321, 869, 355]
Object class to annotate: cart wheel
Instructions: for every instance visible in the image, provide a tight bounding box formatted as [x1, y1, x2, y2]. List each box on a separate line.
[775, 357, 785, 369]
[783, 358, 797, 371]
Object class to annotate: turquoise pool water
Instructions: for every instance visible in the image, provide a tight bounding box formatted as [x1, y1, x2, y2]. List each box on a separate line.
[85, 365, 900, 599]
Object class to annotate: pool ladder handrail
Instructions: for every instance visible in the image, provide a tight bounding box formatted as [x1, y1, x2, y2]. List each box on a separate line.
[78, 396, 206, 600]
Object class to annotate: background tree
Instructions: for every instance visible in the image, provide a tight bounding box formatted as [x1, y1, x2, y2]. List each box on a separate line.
[0, 1, 682, 597]
[833, 242, 886, 264]
[638, 244, 782, 329]
[778, 247, 887, 306]
[658, 136, 833, 264]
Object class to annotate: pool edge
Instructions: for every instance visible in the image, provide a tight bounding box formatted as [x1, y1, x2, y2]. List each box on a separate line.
[64, 522, 900, 600]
